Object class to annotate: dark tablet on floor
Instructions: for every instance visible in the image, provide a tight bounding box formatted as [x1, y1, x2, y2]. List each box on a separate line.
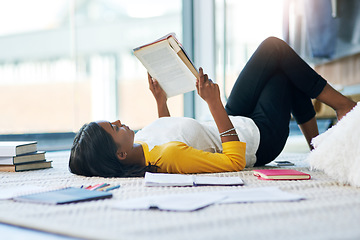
[13, 187, 112, 204]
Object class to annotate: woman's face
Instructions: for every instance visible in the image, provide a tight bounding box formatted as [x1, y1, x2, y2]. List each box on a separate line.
[97, 120, 135, 154]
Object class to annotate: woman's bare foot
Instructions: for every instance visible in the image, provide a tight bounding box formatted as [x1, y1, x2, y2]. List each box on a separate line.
[336, 101, 357, 120]
[316, 84, 357, 121]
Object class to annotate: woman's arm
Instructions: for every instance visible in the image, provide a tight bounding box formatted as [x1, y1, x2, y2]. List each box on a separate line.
[298, 116, 319, 150]
[196, 68, 239, 143]
[148, 73, 170, 118]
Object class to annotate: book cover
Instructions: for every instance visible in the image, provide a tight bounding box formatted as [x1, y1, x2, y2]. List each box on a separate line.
[13, 187, 113, 204]
[0, 151, 46, 165]
[133, 33, 198, 98]
[0, 160, 52, 172]
[253, 169, 311, 180]
[0, 141, 37, 157]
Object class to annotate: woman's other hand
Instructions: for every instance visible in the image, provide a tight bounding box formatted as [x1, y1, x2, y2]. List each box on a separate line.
[148, 73, 167, 104]
[196, 68, 239, 143]
[196, 67, 221, 106]
[148, 73, 170, 118]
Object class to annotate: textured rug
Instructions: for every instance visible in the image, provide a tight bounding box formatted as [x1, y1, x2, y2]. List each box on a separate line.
[1, 151, 360, 240]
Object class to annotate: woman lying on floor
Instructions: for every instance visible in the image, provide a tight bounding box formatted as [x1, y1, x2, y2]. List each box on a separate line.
[69, 37, 356, 177]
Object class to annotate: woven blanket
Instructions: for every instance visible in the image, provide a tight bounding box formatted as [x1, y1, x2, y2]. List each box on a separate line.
[0, 151, 360, 240]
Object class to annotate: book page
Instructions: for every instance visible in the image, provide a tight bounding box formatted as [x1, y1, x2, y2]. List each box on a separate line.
[134, 41, 196, 97]
[0, 185, 48, 200]
[218, 187, 304, 203]
[144, 172, 244, 187]
[194, 176, 244, 186]
[144, 172, 194, 187]
[113, 192, 225, 212]
[112, 187, 304, 212]
[167, 37, 198, 77]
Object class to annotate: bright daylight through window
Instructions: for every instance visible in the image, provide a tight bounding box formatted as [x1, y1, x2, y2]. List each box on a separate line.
[0, 0, 283, 136]
[0, 0, 182, 134]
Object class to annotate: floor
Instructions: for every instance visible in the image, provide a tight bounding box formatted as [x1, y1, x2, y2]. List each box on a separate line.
[0, 223, 77, 240]
[0, 119, 329, 239]
[0, 138, 311, 240]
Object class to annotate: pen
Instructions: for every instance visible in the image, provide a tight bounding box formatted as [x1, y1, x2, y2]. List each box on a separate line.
[104, 185, 121, 192]
[93, 183, 109, 191]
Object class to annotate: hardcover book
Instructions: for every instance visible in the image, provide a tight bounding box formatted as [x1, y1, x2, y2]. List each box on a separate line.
[0, 160, 52, 172]
[0, 141, 37, 157]
[253, 169, 311, 180]
[0, 151, 46, 165]
[133, 33, 198, 98]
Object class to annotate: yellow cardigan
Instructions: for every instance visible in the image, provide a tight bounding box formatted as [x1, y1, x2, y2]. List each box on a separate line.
[137, 140, 246, 174]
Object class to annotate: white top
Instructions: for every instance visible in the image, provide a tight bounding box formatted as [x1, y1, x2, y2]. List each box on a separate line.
[135, 116, 260, 167]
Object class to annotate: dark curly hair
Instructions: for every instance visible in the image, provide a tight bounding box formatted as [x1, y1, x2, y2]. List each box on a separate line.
[69, 122, 157, 177]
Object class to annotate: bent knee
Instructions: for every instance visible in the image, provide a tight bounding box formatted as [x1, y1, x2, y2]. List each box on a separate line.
[262, 36, 285, 46]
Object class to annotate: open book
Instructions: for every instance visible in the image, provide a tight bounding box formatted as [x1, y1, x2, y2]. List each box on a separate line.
[144, 172, 244, 187]
[112, 187, 304, 212]
[133, 33, 198, 97]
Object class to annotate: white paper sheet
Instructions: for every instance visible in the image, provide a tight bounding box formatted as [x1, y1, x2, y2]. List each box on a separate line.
[194, 176, 244, 186]
[112, 187, 304, 212]
[113, 192, 225, 211]
[218, 187, 305, 203]
[144, 172, 194, 186]
[0, 185, 47, 200]
[144, 172, 244, 187]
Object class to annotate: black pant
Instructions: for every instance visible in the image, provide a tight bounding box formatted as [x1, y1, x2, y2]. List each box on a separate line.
[225, 37, 327, 166]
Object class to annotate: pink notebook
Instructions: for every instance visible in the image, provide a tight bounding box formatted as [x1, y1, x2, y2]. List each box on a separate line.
[253, 169, 311, 180]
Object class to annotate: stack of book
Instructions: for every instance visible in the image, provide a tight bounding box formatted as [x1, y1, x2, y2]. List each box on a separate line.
[0, 141, 52, 172]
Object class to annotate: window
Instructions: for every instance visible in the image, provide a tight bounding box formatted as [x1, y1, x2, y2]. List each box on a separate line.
[0, 0, 182, 134]
[215, 0, 284, 98]
[0, 0, 284, 137]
